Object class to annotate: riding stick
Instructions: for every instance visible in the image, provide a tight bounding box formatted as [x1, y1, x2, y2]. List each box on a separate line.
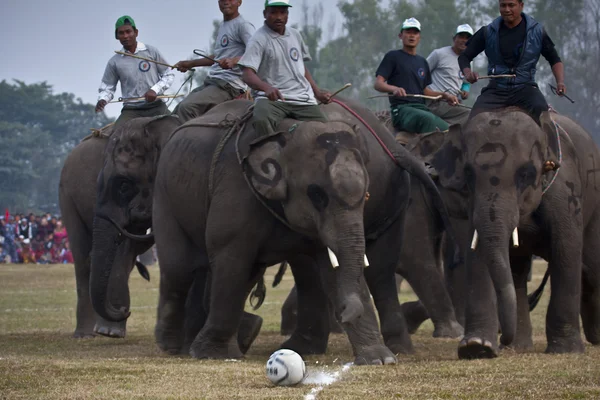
[114, 51, 176, 69]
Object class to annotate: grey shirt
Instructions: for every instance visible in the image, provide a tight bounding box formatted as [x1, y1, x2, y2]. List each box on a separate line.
[98, 42, 175, 107]
[207, 15, 255, 91]
[426, 46, 468, 95]
[238, 24, 316, 105]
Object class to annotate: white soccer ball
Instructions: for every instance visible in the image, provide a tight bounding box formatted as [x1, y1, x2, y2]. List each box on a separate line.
[265, 349, 306, 386]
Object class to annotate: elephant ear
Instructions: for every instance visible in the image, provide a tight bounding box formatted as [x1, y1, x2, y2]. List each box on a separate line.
[539, 112, 561, 170]
[430, 124, 466, 190]
[245, 133, 288, 201]
[145, 115, 182, 147]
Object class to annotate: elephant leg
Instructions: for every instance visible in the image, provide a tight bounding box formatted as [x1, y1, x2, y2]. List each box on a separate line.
[182, 266, 210, 355]
[154, 228, 198, 355]
[280, 255, 330, 355]
[319, 259, 397, 365]
[507, 255, 534, 351]
[280, 285, 298, 336]
[189, 244, 253, 359]
[364, 221, 413, 355]
[582, 212, 600, 345]
[444, 218, 470, 328]
[545, 226, 584, 354]
[70, 222, 96, 338]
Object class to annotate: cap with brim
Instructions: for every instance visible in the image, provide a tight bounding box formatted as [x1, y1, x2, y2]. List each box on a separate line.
[401, 17, 421, 31]
[455, 24, 474, 36]
[265, 0, 292, 7]
[115, 15, 136, 30]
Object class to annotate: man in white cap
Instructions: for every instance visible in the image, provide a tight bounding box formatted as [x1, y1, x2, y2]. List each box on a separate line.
[374, 18, 459, 134]
[172, 0, 255, 122]
[425, 24, 474, 125]
[239, 0, 332, 139]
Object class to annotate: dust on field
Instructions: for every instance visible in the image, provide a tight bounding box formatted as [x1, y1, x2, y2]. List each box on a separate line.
[0, 261, 599, 399]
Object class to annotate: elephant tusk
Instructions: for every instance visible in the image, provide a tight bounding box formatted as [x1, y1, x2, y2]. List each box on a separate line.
[470, 229, 479, 250]
[512, 227, 519, 248]
[364, 254, 369, 268]
[328, 247, 339, 268]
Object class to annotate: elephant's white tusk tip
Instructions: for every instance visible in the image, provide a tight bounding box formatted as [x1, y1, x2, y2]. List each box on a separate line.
[470, 229, 479, 250]
[512, 227, 519, 248]
[364, 254, 369, 268]
[328, 247, 339, 268]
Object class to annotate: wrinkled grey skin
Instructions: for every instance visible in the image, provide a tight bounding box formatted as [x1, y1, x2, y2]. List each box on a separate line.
[152, 98, 454, 364]
[59, 132, 154, 339]
[414, 109, 600, 358]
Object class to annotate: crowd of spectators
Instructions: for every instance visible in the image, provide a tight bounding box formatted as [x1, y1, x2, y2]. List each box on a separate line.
[0, 212, 72, 264]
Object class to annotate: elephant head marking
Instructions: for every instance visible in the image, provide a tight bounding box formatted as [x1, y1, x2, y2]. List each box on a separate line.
[246, 133, 288, 201]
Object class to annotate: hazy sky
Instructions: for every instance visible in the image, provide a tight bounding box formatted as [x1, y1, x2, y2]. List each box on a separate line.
[0, 0, 342, 118]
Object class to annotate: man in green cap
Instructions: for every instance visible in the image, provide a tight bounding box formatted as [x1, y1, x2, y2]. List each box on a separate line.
[238, 0, 331, 139]
[172, 0, 255, 122]
[95, 15, 174, 127]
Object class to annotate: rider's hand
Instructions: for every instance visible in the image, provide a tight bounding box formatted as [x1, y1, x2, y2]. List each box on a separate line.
[443, 93, 459, 106]
[95, 100, 107, 113]
[460, 90, 469, 100]
[144, 90, 158, 103]
[556, 82, 567, 96]
[218, 58, 236, 70]
[392, 87, 407, 97]
[173, 60, 193, 73]
[265, 86, 284, 101]
[464, 69, 479, 84]
[316, 90, 332, 104]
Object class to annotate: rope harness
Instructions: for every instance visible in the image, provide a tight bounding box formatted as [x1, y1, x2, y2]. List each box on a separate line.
[542, 118, 565, 195]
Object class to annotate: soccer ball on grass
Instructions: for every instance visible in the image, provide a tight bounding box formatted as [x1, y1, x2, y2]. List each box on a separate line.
[265, 349, 306, 386]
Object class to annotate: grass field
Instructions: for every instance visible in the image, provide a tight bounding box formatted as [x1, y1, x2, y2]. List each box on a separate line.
[0, 261, 599, 399]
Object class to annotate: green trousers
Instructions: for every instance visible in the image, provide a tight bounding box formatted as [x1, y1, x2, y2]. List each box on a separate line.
[391, 103, 449, 133]
[253, 99, 327, 138]
[114, 101, 169, 128]
[173, 78, 242, 123]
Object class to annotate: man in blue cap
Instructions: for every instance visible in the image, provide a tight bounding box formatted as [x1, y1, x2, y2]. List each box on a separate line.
[238, 0, 332, 138]
[458, 0, 565, 123]
[95, 16, 174, 127]
[374, 18, 460, 134]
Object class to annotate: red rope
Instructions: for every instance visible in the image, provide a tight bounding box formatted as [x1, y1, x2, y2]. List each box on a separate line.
[331, 99, 398, 165]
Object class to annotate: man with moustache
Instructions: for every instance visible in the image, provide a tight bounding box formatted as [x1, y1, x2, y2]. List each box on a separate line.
[458, 0, 565, 123]
[425, 24, 474, 125]
[238, 0, 332, 139]
[96, 16, 174, 127]
[374, 18, 460, 134]
[173, 0, 255, 122]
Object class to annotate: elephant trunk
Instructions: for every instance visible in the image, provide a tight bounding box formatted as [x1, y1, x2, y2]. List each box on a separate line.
[90, 216, 131, 322]
[328, 223, 366, 325]
[473, 211, 517, 346]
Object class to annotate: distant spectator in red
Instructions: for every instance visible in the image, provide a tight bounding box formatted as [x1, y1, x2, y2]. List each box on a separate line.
[53, 220, 68, 245]
[18, 239, 36, 264]
[60, 241, 74, 264]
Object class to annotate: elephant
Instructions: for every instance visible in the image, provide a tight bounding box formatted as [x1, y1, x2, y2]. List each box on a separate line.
[147, 97, 456, 364]
[411, 108, 600, 358]
[59, 127, 155, 338]
[87, 114, 266, 354]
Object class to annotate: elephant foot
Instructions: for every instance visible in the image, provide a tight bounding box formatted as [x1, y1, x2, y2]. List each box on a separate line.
[384, 335, 414, 355]
[330, 317, 344, 334]
[93, 322, 126, 339]
[155, 324, 184, 355]
[433, 320, 464, 339]
[545, 335, 585, 354]
[401, 301, 429, 334]
[72, 330, 96, 339]
[581, 307, 600, 345]
[238, 313, 263, 354]
[190, 337, 243, 360]
[281, 332, 328, 356]
[458, 337, 498, 359]
[354, 345, 397, 366]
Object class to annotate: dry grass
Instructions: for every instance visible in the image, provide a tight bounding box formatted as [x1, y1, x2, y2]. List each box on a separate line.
[0, 261, 599, 399]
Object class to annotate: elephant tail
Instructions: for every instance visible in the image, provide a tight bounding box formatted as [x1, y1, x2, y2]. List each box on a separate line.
[135, 261, 150, 282]
[272, 261, 288, 287]
[249, 276, 266, 310]
[528, 267, 550, 311]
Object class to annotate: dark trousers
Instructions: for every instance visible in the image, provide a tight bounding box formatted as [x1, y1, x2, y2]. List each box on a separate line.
[173, 78, 243, 123]
[115, 101, 169, 128]
[471, 83, 549, 123]
[252, 99, 327, 138]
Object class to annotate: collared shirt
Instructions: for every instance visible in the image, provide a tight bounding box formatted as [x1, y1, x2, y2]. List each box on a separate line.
[238, 23, 316, 105]
[98, 42, 175, 107]
[207, 15, 255, 90]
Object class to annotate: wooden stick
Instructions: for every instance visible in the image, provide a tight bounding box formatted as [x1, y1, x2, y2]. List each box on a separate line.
[193, 49, 218, 63]
[367, 93, 442, 100]
[330, 83, 352, 99]
[109, 94, 184, 103]
[114, 51, 176, 69]
[478, 74, 516, 79]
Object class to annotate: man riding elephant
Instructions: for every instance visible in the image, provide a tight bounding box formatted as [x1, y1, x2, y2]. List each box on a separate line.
[95, 15, 174, 127]
[458, 0, 566, 124]
[172, 0, 256, 122]
[238, 0, 332, 138]
[374, 17, 460, 134]
[425, 24, 474, 125]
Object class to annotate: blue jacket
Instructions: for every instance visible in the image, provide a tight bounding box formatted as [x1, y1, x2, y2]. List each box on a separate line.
[485, 13, 543, 87]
